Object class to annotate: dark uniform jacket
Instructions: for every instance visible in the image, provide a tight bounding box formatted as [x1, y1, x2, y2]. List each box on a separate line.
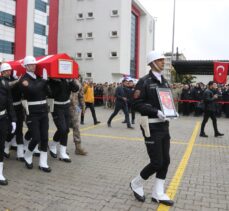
[19, 73, 50, 114]
[0, 77, 16, 121]
[115, 86, 128, 104]
[203, 88, 217, 112]
[133, 71, 170, 118]
[49, 79, 79, 110]
[5, 76, 23, 111]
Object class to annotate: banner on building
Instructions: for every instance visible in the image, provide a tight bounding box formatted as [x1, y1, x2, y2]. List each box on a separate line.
[213, 62, 229, 84]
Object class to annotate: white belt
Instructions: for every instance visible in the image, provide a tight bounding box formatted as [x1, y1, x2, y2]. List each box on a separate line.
[13, 101, 22, 106]
[148, 118, 165, 123]
[0, 109, 6, 115]
[27, 100, 47, 106]
[54, 100, 70, 105]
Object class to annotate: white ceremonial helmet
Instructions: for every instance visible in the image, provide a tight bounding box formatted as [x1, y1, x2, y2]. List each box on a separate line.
[0, 63, 12, 73]
[23, 56, 37, 66]
[147, 51, 165, 65]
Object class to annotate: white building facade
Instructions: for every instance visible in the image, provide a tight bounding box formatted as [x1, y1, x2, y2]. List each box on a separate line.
[0, 0, 58, 61]
[58, 0, 154, 82]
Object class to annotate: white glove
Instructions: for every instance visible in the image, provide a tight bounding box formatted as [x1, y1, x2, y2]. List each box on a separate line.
[42, 68, 48, 80]
[157, 110, 166, 121]
[176, 112, 179, 118]
[11, 122, 16, 133]
[12, 70, 18, 79]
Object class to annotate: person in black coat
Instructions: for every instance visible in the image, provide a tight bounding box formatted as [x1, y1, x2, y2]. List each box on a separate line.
[130, 51, 174, 206]
[0, 63, 17, 185]
[191, 83, 204, 116]
[107, 79, 133, 129]
[48, 78, 79, 162]
[200, 81, 224, 137]
[222, 84, 229, 117]
[19, 56, 51, 172]
[181, 84, 191, 115]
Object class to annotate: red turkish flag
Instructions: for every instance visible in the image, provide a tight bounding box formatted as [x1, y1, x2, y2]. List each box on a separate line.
[213, 62, 229, 84]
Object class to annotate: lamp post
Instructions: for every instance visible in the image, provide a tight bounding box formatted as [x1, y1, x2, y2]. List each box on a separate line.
[152, 17, 157, 50]
[171, 0, 176, 62]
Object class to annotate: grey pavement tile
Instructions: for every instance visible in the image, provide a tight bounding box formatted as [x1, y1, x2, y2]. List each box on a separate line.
[1, 108, 229, 210]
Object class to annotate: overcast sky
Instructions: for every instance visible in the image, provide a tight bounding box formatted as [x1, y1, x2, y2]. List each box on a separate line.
[138, 0, 229, 60]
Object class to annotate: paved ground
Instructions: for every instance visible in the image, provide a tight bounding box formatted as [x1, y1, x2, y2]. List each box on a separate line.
[1, 107, 229, 211]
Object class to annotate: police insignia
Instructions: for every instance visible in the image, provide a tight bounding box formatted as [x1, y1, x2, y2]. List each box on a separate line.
[133, 90, 141, 99]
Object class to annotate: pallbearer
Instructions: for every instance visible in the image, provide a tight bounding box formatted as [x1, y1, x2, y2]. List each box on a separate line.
[0, 63, 16, 185]
[19, 56, 51, 172]
[0, 63, 24, 161]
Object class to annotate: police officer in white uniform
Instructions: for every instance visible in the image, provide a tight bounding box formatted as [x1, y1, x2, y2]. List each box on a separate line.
[130, 51, 175, 206]
[19, 56, 51, 172]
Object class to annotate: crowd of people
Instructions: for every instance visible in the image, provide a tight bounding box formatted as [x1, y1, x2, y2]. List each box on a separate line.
[89, 81, 229, 118]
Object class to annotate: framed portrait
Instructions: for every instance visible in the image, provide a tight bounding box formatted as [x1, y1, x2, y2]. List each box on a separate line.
[156, 88, 178, 118]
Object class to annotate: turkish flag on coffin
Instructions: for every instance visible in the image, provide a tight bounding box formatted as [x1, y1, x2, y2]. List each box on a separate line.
[213, 62, 229, 84]
[7, 53, 79, 79]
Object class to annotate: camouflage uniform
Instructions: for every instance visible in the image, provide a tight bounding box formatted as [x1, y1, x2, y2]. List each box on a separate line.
[69, 79, 87, 155]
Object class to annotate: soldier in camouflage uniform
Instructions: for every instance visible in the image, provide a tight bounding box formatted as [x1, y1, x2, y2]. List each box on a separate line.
[69, 79, 87, 155]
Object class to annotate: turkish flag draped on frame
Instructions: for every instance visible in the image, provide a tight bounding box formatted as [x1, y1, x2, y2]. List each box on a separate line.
[213, 62, 229, 84]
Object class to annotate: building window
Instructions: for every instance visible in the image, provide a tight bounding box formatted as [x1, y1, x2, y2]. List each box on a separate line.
[77, 13, 84, 20]
[87, 12, 94, 19]
[86, 32, 93, 39]
[35, 0, 47, 13]
[86, 73, 92, 77]
[130, 12, 137, 78]
[111, 10, 119, 17]
[34, 22, 46, 36]
[33, 47, 45, 57]
[75, 52, 83, 60]
[110, 51, 118, 58]
[0, 39, 14, 54]
[85, 52, 93, 59]
[110, 31, 118, 38]
[0, 11, 15, 27]
[76, 33, 83, 40]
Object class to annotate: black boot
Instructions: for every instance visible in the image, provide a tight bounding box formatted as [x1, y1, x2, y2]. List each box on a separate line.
[200, 132, 208, 137]
[80, 115, 84, 125]
[215, 132, 224, 137]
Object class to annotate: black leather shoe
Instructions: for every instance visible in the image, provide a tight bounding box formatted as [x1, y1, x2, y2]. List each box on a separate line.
[59, 158, 71, 163]
[94, 121, 101, 125]
[200, 133, 208, 137]
[0, 179, 8, 186]
[127, 126, 134, 129]
[129, 183, 145, 202]
[17, 157, 25, 162]
[80, 121, 84, 125]
[4, 152, 10, 159]
[33, 153, 40, 157]
[215, 132, 224, 137]
[152, 197, 174, 206]
[107, 122, 111, 127]
[25, 161, 33, 169]
[122, 121, 127, 124]
[10, 146, 17, 151]
[49, 151, 57, 158]
[39, 166, 52, 173]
